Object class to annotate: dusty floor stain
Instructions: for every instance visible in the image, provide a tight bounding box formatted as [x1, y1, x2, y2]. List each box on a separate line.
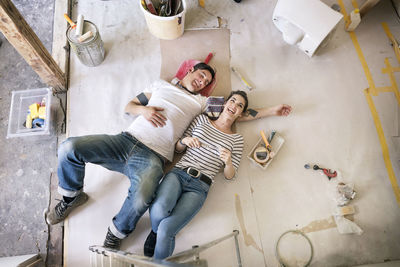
[235, 194, 263, 253]
[300, 215, 355, 234]
[300, 216, 337, 233]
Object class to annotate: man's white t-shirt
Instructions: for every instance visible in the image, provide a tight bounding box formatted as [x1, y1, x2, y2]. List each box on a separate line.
[126, 79, 207, 162]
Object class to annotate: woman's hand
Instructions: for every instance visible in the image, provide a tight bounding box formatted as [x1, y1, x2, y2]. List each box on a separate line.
[220, 147, 235, 179]
[219, 147, 232, 166]
[237, 104, 292, 122]
[181, 137, 201, 148]
[270, 104, 292, 116]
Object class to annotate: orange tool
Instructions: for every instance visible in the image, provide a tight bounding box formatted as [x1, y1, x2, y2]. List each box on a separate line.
[260, 130, 272, 151]
[313, 165, 337, 180]
[64, 14, 76, 29]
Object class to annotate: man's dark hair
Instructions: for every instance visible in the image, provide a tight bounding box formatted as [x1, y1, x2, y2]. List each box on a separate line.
[227, 90, 249, 113]
[193, 62, 216, 82]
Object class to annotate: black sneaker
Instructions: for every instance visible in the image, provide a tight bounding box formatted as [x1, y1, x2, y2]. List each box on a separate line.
[144, 230, 157, 257]
[103, 228, 122, 250]
[45, 192, 89, 225]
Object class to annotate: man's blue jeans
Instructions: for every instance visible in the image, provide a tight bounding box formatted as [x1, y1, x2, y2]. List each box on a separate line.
[57, 132, 164, 238]
[149, 167, 210, 259]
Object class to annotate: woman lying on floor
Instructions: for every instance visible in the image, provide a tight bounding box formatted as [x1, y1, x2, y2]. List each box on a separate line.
[144, 90, 291, 259]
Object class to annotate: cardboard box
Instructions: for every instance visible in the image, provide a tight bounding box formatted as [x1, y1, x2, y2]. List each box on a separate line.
[247, 132, 285, 170]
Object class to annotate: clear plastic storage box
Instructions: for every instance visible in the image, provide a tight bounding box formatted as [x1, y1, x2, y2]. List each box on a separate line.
[7, 88, 52, 138]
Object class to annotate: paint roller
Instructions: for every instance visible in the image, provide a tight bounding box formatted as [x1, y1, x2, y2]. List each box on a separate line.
[64, 14, 76, 29]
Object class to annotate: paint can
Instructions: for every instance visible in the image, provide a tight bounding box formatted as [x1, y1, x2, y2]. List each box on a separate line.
[66, 20, 105, 67]
[139, 0, 186, 40]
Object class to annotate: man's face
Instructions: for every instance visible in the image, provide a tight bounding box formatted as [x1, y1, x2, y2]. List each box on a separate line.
[183, 68, 213, 93]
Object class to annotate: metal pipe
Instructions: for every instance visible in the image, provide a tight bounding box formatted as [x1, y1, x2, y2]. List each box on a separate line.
[89, 230, 241, 267]
[166, 231, 239, 262]
[233, 230, 242, 267]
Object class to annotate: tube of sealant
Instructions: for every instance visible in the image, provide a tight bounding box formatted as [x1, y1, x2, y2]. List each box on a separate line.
[78, 30, 93, 43]
[231, 67, 253, 91]
[75, 14, 84, 37]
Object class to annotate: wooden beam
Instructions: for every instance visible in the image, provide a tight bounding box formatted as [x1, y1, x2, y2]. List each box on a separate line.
[0, 0, 66, 91]
[360, 0, 380, 17]
[52, 0, 70, 87]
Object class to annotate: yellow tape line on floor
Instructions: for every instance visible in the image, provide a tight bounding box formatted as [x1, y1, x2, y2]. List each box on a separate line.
[364, 88, 400, 205]
[383, 58, 400, 105]
[381, 26, 400, 106]
[382, 22, 400, 64]
[337, 0, 400, 206]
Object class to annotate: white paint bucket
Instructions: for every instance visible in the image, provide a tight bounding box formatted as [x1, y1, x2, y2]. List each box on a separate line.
[140, 0, 186, 40]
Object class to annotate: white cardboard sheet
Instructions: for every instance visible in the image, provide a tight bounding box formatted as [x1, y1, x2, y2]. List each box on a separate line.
[65, 0, 400, 266]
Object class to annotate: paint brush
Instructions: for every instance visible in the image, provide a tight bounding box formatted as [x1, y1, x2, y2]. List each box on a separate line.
[260, 130, 272, 151]
[231, 67, 253, 91]
[268, 130, 276, 143]
[64, 14, 76, 29]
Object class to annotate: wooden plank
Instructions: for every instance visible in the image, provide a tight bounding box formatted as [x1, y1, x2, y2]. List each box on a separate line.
[0, 0, 66, 91]
[47, 0, 71, 263]
[51, 0, 70, 137]
[54, 0, 72, 137]
[360, 0, 380, 17]
[51, 0, 71, 93]
[46, 172, 64, 267]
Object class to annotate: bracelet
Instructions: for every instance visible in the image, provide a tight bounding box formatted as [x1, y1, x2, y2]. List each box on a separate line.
[179, 139, 185, 146]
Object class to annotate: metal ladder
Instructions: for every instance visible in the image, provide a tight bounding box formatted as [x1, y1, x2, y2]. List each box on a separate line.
[89, 230, 242, 267]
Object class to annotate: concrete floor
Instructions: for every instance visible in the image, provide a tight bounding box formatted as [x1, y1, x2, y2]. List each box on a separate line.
[0, 0, 60, 265]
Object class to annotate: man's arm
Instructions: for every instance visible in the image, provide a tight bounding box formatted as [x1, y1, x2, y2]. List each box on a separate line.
[124, 93, 167, 127]
[237, 104, 292, 122]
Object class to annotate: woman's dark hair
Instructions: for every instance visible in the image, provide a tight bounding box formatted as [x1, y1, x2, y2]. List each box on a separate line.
[227, 90, 248, 113]
[193, 62, 216, 82]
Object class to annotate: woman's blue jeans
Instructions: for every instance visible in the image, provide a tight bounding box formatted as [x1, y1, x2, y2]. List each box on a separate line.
[57, 132, 164, 238]
[149, 167, 210, 259]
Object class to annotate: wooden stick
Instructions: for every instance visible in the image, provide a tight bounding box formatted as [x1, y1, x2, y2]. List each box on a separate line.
[0, 0, 66, 90]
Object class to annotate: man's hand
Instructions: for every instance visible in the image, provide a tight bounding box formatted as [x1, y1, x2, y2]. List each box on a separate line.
[142, 106, 167, 127]
[269, 104, 292, 116]
[182, 137, 201, 148]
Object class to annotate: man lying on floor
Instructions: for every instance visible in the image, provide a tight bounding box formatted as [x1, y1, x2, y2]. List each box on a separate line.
[45, 62, 292, 250]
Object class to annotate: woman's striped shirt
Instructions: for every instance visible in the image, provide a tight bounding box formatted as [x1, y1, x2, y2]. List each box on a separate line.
[175, 114, 244, 180]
